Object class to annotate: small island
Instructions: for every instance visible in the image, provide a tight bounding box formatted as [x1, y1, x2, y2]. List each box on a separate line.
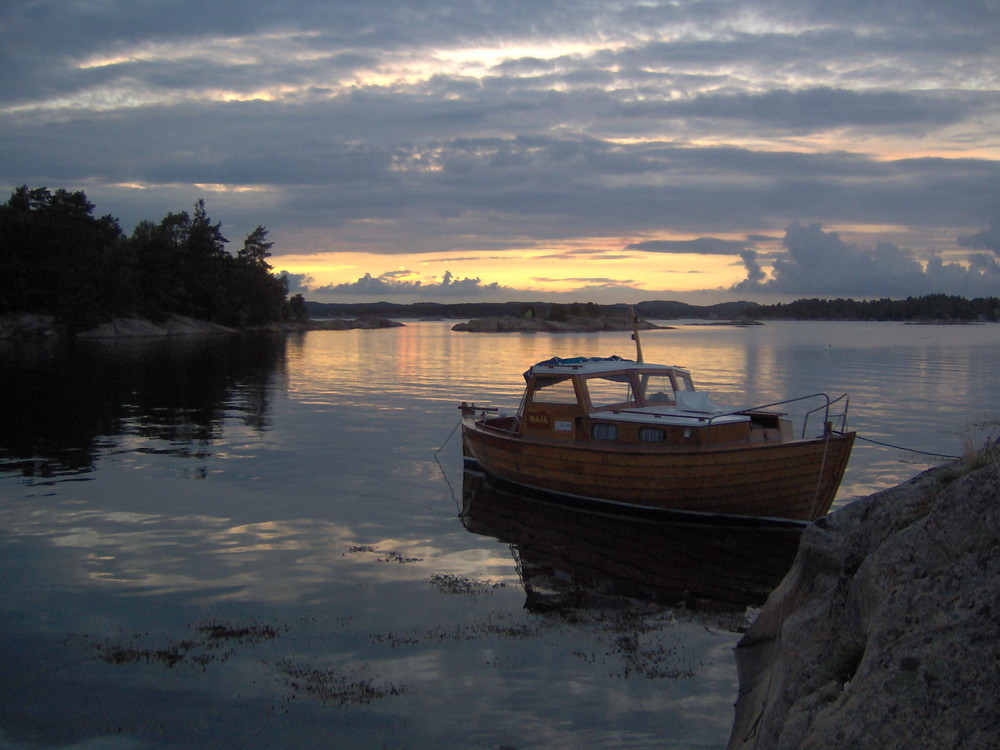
[307, 317, 404, 331]
[451, 315, 669, 333]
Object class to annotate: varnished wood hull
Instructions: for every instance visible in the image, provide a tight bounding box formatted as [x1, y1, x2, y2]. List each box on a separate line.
[462, 418, 855, 522]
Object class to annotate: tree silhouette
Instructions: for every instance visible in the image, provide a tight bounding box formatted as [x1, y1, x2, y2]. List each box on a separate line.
[1, 187, 292, 331]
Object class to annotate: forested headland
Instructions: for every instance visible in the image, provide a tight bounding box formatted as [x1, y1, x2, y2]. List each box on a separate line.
[0, 186, 305, 333]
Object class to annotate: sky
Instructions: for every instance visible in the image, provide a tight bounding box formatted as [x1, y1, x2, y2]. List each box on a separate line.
[2, 0, 999, 305]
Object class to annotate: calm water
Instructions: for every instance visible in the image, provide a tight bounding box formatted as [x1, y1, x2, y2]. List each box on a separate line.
[1, 321, 998, 749]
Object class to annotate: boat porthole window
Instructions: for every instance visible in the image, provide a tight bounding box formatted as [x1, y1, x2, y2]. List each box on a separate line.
[591, 423, 618, 441]
[639, 427, 665, 443]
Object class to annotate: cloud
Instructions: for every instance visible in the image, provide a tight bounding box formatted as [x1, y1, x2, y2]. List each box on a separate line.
[311, 270, 507, 297]
[532, 276, 634, 285]
[621, 87, 974, 136]
[740, 251, 767, 286]
[958, 210, 1000, 255]
[628, 238, 750, 255]
[734, 221, 1000, 298]
[565, 280, 644, 295]
[277, 271, 314, 293]
[13, 112, 993, 253]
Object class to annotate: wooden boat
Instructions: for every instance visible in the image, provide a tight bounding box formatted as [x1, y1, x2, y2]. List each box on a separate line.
[460, 335, 855, 523]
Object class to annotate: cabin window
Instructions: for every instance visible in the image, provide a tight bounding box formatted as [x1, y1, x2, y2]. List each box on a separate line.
[640, 374, 676, 404]
[530, 376, 579, 404]
[591, 423, 618, 441]
[585, 375, 635, 409]
[674, 373, 695, 391]
[639, 427, 665, 443]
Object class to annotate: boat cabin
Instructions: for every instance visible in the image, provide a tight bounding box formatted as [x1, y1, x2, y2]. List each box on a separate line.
[514, 356, 789, 447]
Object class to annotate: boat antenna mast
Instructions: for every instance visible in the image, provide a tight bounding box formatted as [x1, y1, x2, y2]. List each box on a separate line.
[630, 307, 644, 363]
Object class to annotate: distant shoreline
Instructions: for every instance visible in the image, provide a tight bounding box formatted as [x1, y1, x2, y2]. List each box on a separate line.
[303, 294, 1000, 325]
[3, 298, 996, 341]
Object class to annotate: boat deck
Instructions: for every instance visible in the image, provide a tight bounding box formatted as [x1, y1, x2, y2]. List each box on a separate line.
[590, 406, 751, 426]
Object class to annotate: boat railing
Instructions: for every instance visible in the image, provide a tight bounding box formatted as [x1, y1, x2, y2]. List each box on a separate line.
[802, 392, 850, 438]
[460, 402, 498, 418]
[460, 402, 521, 435]
[706, 392, 850, 439]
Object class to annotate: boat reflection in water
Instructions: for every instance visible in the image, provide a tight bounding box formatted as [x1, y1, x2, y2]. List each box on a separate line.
[461, 467, 803, 613]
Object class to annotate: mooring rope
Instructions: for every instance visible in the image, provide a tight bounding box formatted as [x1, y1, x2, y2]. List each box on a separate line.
[854, 433, 960, 460]
[434, 416, 464, 513]
[806, 431, 834, 523]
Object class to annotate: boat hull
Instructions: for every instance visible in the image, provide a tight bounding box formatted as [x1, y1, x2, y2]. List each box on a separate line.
[461, 417, 855, 522]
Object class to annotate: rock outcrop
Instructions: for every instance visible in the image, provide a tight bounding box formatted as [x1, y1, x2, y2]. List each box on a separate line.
[728, 455, 1000, 749]
[0, 314, 404, 339]
[0, 313, 60, 339]
[308, 317, 404, 331]
[0, 313, 237, 339]
[75, 315, 237, 338]
[451, 316, 668, 333]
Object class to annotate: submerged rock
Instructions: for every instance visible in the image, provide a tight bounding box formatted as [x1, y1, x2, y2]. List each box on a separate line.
[728, 454, 1000, 749]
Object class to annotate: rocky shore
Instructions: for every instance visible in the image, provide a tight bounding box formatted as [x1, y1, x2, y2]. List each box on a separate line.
[451, 315, 667, 333]
[77, 315, 237, 338]
[728, 452, 1000, 749]
[0, 312, 239, 339]
[0, 313, 60, 339]
[0, 313, 403, 339]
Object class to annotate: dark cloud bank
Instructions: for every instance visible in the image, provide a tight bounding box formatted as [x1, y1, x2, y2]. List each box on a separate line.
[2, 0, 998, 301]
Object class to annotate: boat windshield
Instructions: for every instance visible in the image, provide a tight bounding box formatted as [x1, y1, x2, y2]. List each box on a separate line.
[638, 373, 677, 404]
[638, 371, 695, 404]
[529, 376, 579, 404]
[584, 374, 636, 409]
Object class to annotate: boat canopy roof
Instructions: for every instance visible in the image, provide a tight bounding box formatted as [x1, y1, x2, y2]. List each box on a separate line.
[524, 356, 690, 381]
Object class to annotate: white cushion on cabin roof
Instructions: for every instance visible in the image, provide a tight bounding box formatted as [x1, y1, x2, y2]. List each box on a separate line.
[530, 360, 687, 376]
[675, 391, 718, 413]
[589, 408, 749, 426]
